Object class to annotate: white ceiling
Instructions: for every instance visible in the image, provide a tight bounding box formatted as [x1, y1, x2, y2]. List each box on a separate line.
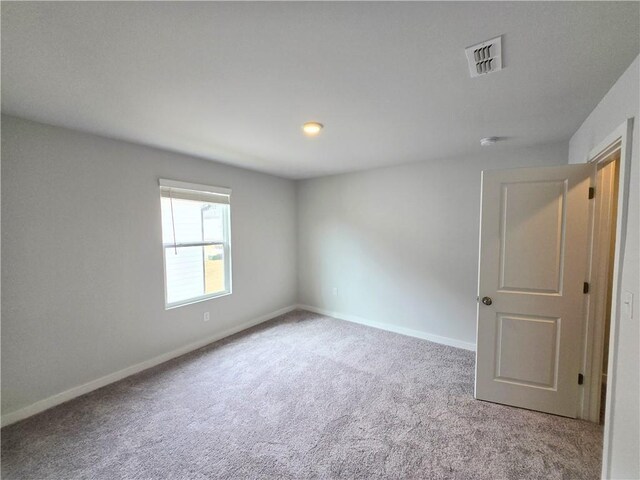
[2, 2, 638, 179]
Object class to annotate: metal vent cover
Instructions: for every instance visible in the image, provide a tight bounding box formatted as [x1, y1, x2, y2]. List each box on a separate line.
[465, 36, 502, 78]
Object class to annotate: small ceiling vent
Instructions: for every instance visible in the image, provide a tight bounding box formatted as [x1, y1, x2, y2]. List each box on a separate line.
[465, 36, 502, 78]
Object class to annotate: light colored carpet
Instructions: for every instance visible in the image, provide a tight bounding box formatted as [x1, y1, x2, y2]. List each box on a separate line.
[1, 310, 603, 479]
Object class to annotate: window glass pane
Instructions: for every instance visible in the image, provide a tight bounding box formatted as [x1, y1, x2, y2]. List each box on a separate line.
[165, 245, 227, 305]
[164, 246, 206, 305]
[204, 244, 225, 294]
[202, 204, 226, 243]
[161, 198, 226, 245]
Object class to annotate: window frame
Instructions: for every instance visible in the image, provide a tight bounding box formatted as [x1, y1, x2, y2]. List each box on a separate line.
[159, 179, 233, 310]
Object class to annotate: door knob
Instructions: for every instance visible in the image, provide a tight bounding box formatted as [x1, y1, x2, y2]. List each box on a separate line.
[481, 296, 493, 306]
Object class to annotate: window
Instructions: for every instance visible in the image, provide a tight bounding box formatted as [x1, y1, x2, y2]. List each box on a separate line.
[159, 179, 232, 308]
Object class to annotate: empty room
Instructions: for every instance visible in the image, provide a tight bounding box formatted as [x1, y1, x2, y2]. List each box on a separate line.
[1, 1, 639, 479]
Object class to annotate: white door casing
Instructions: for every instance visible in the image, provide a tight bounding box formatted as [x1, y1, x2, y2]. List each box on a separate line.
[475, 163, 593, 417]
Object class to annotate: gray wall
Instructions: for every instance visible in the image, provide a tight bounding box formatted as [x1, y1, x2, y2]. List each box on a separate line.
[1, 115, 298, 416]
[296, 142, 567, 345]
[569, 55, 639, 480]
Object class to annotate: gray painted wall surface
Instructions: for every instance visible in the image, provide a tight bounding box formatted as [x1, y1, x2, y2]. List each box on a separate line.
[569, 55, 639, 480]
[296, 142, 567, 345]
[1, 115, 298, 415]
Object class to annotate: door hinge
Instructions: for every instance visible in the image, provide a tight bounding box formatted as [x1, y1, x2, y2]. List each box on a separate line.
[578, 373, 584, 385]
[583, 282, 590, 294]
[588, 187, 595, 199]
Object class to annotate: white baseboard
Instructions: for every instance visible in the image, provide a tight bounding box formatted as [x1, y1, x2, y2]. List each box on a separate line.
[1, 305, 297, 428]
[297, 304, 476, 352]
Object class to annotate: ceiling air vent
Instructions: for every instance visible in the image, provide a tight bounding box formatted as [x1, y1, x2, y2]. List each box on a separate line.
[465, 36, 502, 78]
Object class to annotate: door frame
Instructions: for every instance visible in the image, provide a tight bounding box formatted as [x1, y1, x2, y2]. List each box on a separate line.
[577, 118, 633, 478]
[581, 143, 619, 424]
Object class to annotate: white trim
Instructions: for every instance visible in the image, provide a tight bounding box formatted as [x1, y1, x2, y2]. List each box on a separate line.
[165, 291, 232, 310]
[577, 119, 633, 480]
[297, 304, 477, 351]
[0, 305, 297, 428]
[158, 178, 231, 196]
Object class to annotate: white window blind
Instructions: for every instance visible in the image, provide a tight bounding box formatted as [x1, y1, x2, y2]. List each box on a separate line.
[159, 179, 232, 308]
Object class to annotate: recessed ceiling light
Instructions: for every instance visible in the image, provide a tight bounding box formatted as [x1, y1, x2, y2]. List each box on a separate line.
[480, 137, 499, 146]
[302, 122, 323, 136]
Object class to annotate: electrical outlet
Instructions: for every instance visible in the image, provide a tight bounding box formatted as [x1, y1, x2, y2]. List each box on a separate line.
[203, 312, 210, 322]
[332, 287, 338, 296]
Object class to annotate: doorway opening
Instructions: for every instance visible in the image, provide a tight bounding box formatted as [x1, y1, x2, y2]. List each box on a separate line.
[579, 119, 633, 459]
[585, 147, 620, 425]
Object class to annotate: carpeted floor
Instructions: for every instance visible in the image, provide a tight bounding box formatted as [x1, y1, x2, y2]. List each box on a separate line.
[1, 310, 603, 479]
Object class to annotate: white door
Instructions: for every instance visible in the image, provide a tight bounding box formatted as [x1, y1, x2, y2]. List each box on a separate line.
[475, 163, 593, 417]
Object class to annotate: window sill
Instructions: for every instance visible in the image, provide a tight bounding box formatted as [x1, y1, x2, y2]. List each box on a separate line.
[165, 291, 232, 310]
